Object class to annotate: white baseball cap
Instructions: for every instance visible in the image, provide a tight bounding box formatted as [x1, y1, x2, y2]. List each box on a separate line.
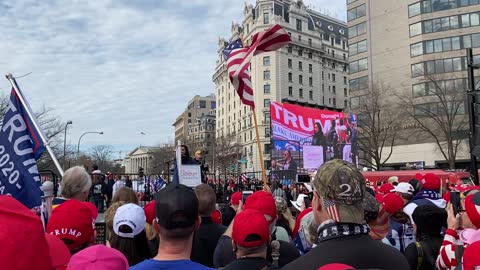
[391, 182, 414, 195]
[113, 203, 146, 238]
[291, 194, 308, 212]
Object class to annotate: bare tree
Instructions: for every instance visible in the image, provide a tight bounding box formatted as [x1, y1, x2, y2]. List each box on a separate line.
[90, 144, 113, 171]
[355, 82, 399, 170]
[149, 145, 176, 175]
[397, 74, 468, 169]
[214, 133, 242, 177]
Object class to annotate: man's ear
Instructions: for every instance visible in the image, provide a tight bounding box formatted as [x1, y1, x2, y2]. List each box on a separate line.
[313, 191, 323, 213]
[195, 215, 202, 231]
[153, 219, 160, 234]
[231, 239, 238, 252]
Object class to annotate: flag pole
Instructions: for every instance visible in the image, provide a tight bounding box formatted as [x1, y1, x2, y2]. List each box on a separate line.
[5, 73, 65, 177]
[236, 33, 268, 187]
[252, 109, 268, 187]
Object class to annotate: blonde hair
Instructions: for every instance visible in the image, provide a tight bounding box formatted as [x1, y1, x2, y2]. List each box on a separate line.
[61, 166, 92, 199]
[105, 201, 126, 239]
[144, 223, 157, 241]
[112, 187, 138, 205]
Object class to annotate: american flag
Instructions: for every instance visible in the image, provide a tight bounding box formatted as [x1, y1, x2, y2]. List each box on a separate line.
[241, 173, 247, 183]
[223, 24, 291, 108]
[323, 198, 340, 222]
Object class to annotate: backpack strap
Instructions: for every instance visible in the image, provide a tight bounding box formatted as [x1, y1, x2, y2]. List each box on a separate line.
[415, 242, 424, 270]
[454, 244, 464, 270]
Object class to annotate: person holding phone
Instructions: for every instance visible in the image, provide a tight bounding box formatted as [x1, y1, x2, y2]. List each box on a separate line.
[436, 191, 480, 270]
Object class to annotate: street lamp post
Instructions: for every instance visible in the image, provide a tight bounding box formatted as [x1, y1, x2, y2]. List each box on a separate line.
[77, 131, 104, 157]
[63, 121, 73, 170]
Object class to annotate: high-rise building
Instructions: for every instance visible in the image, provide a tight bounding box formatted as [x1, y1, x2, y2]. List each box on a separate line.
[172, 94, 216, 146]
[213, 0, 349, 173]
[347, 0, 480, 168]
[187, 109, 216, 164]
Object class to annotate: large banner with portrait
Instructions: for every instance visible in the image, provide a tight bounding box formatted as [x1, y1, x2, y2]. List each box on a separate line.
[270, 101, 358, 181]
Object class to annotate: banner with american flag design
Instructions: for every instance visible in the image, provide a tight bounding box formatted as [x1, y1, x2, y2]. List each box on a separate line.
[223, 24, 291, 108]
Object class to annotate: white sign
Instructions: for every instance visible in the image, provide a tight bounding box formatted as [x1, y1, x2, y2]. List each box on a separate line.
[179, 165, 202, 187]
[303, 145, 324, 169]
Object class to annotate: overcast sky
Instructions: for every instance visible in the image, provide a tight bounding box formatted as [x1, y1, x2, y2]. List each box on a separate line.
[0, 0, 345, 156]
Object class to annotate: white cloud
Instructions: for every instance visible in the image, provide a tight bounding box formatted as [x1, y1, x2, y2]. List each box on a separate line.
[0, 0, 345, 152]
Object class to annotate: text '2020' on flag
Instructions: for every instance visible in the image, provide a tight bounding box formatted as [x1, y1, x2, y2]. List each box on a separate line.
[223, 24, 291, 108]
[0, 87, 46, 209]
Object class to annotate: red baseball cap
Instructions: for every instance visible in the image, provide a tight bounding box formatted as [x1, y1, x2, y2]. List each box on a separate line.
[45, 233, 70, 269]
[211, 209, 222, 224]
[47, 199, 95, 253]
[465, 193, 480, 229]
[318, 263, 355, 270]
[381, 193, 405, 214]
[378, 183, 395, 194]
[67, 244, 129, 270]
[463, 241, 480, 270]
[230, 191, 242, 205]
[0, 195, 52, 270]
[144, 200, 156, 225]
[421, 173, 441, 190]
[232, 209, 270, 248]
[244, 191, 277, 222]
[83, 202, 99, 221]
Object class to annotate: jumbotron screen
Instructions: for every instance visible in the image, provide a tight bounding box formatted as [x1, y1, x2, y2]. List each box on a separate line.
[270, 101, 358, 182]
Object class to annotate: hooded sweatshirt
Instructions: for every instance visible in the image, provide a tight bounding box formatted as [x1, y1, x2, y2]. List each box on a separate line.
[403, 190, 446, 224]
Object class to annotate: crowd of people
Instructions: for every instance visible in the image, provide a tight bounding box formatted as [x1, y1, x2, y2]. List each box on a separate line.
[3, 159, 480, 269]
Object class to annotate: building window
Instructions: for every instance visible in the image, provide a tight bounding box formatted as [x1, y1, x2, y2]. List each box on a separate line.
[299, 50, 303, 57]
[347, 4, 366, 22]
[408, 2, 421, 17]
[309, 64, 313, 73]
[344, 88, 348, 96]
[344, 100, 349, 108]
[299, 75, 303, 84]
[349, 58, 368, 74]
[349, 40, 367, 56]
[199, 100, 206, 108]
[308, 38, 312, 47]
[299, 61, 303, 70]
[288, 59, 292, 68]
[296, 19, 302, 31]
[332, 86, 336, 94]
[410, 22, 422, 37]
[348, 22, 367, 38]
[264, 84, 271, 94]
[299, 89, 303, 98]
[411, 34, 473, 57]
[263, 12, 269, 24]
[309, 90, 313, 100]
[265, 128, 271, 137]
[263, 56, 270, 66]
[411, 56, 465, 78]
[264, 99, 270, 107]
[298, 35, 302, 42]
[333, 98, 336, 106]
[264, 143, 270, 154]
[412, 78, 467, 97]
[263, 70, 270, 80]
[288, 72, 293, 82]
[211, 101, 216, 109]
[309, 77, 313, 86]
[288, 86, 293, 96]
[332, 74, 336, 82]
[344, 76, 347, 85]
[288, 46, 292, 53]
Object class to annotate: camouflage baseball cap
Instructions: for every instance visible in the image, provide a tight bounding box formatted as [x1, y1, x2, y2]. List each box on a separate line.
[313, 159, 365, 224]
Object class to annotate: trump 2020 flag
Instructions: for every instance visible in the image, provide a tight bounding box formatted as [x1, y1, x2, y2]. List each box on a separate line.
[0, 88, 46, 209]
